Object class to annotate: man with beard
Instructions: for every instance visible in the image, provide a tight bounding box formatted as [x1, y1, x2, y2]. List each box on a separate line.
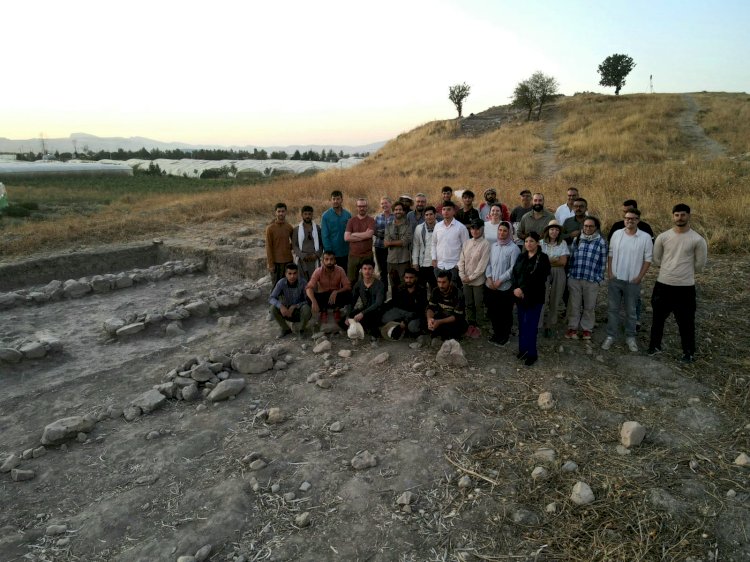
[265, 202, 294, 285]
[344, 197, 375, 283]
[292, 205, 322, 282]
[427, 270, 467, 340]
[407, 193, 428, 232]
[385, 202, 413, 291]
[381, 268, 428, 337]
[562, 198, 588, 247]
[321, 190, 352, 273]
[412, 206, 438, 291]
[479, 188, 510, 222]
[648, 204, 707, 362]
[517, 193, 555, 243]
[269, 263, 312, 338]
[305, 250, 352, 326]
[345, 259, 385, 337]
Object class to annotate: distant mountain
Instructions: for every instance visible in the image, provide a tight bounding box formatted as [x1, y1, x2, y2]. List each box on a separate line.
[0, 132, 386, 156]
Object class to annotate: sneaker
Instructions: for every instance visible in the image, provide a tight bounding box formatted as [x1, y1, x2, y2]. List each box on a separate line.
[647, 346, 662, 356]
[601, 336, 614, 350]
[626, 337, 638, 352]
[681, 353, 695, 363]
[467, 325, 481, 339]
[581, 330, 592, 340]
[565, 328, 579, 339]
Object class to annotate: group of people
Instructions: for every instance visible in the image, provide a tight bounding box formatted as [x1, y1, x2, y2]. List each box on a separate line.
[266, 186, 707, 366]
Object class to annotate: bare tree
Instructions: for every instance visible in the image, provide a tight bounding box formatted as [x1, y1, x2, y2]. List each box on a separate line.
[448, 83, 471, 118]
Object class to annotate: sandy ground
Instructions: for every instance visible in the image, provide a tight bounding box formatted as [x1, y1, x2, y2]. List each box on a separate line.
[1, 219, 748, 562]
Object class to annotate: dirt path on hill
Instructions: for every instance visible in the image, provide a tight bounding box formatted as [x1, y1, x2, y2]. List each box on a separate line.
[539, 107, 564, 179]
[679, 94, 727, 158]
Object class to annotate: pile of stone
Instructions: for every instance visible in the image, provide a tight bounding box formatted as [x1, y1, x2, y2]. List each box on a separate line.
[0, 336, 62, 364]
[0, 260, 204, 311]
[216, 236, 265, 249]
[103, 283, 263, 338]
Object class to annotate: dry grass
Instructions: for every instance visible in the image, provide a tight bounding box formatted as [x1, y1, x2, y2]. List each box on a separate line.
[2, 92, 749, 258]
[694, 92, 750, 155]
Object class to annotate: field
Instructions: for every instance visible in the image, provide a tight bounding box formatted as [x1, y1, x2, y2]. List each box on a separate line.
[1, 93, 750, 562]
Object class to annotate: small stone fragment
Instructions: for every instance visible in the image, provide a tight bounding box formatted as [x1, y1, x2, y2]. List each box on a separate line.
[56, 537, 70, 547]
[571, 481, 595, 505]
[123, 405, 142, 421]
[396, 491, 416, 506]
[546, 502, 557, 513]
[620, 421, 646, 448]
[457, 475, 472, 489]
[371, 351, 389, 365]
[735, 452, 750, 467]
[561, 460, 578, 472]
[177, 557, 196, 562]
[435, 339, 468, 366]
[329, 421, 343, 432]
[1, 453, 21, 473]
[616, 444, 631, 455]
[271, 483, 280, 493]
[130, 389, 167, 414]
[537, 391, 555, 410]
[532, 448, 556, 463]
[266, 407, 284, 424]
[338, 349, 352, 358]
[19, 341, 47, 359]
[295, 512, 311, 527]
[45, 524, 67, 536]
[11, 469, 36, 482]
[351, 450, 378, 470]
[41, 416, 96, 445]
[194, 544, 212, 562]
[0, 347, 23, 363]
[190, 364, 214, 382]
[315, 379, 332, 389]
[249, 459, 267, 471]
[145, 431, 160, 440]
[77, 432, 88, 443]
[116, 322, 146, 337]
[107, 405, 123, 419]
[283, 492, 296, 501]
[181, 384, 199, 402]
[313, 340, 331, 354]
[232, 353, 273, 374]
[299, 481, 312, 492]
[531, 466, 549, 480]
[207, 378, 246, 401]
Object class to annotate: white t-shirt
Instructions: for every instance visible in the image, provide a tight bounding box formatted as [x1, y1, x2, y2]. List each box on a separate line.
[609, 229, 653, 281]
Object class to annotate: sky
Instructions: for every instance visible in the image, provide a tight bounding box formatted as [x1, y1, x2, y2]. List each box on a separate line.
[2, 0, 748, 148]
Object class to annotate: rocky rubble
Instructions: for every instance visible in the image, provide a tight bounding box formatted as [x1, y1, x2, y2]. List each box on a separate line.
[0, 336, 63, 364]
[0, 259, 205, 311]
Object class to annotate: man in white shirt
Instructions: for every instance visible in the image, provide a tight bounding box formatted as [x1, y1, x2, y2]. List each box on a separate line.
[431, 201, 469, 288]
[555, 187, 579, 224]
[602, 207, 653, 352]
[412, 206, 438, 291]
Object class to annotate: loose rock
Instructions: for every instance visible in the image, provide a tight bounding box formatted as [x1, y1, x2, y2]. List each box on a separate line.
[266, 407, 284, 424]
[620, 421, 646, 448]
[208, 378, 246, 401]
[735, 452, 750, 467]
[232, 353, 273, 374]
[351, 450, 378, 470]
[436, 339, 468, 367]
[45, 524, 67, 536]
[313, 340, 332, 354]
[11, 469, 36, 482]
[295, 512, 311, 527]
[194, 544, 212, 562]
[457, 475, 472, 489]
[537, 391, 555, 410]
[396, 491, 416, 506]
[329, 421, 344, 432]
[371, 351, 389, 365]
[571, 481, 595, 505]
[130, 389, 167, 414]
[41, 416, 96, 445]
[1, 453, 20, 473]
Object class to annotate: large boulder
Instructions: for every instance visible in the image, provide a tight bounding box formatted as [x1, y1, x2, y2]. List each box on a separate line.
[63, 279, 91, 299]
[130, 389, 167, 414]
[232, 353, 273, 374]
[41, 416, 97, 445]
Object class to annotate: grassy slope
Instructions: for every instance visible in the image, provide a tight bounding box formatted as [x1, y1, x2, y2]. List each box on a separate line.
[1, 93, 748, 258]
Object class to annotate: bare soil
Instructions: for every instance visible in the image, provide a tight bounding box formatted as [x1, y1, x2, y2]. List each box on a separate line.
[1, 220, 749, 562]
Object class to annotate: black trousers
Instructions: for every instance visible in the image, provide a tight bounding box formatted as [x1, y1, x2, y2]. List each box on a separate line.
[485, 287, 514, 342]
[649, 282, 696, 355]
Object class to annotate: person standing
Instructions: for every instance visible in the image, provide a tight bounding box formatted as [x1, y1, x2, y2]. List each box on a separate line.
[292, 205, 322, 282]
[435, 186, 454, 217]
[265, 202, 294, 285]
[602, 207, 653, 352]
[541, 221, 570, 337]
[269, 263, 311, 338]
[511, 232, 551, 366]
[384, 202, 413, 291]
[608, 199, 655, 243]
[485, 221, 520, 346]
[431, 201, 469, 288]
[407, 193, 428, 232]
[455, 189, 480, 229]
[344, 198, 375, 283]
[412, 206, 438, 291]
[555, 187, 580, 224]
[562, 198, 588, 247]
[483, 204, 504, 247]
[478, 188, 510, 222]
[566, 216, 608, 340]
[517, 193, 555, 243]
[458, 219, 491, 338]
[510, 189, 533, 224]
[648, 204, 707, 362]
[321, 190, 351, 273]
[373, 196, 394, 296]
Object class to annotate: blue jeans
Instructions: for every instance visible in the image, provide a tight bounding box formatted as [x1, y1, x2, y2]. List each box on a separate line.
[607, 278, 640, 338]
[517, 302, 543, 358]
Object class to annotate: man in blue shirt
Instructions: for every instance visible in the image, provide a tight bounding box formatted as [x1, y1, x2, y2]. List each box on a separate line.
[321, 190, 352, 273]
[269, 263, 311, 338]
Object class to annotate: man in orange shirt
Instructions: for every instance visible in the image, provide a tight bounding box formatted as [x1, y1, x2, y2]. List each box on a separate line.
[265, 202, 294, 284]
[305, 250, 352, 325]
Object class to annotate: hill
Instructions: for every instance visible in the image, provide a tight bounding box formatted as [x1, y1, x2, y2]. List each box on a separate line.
[1, 93, 749, 258]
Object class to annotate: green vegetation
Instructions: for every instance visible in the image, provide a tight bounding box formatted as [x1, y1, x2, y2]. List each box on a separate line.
[448, 82, 471, 118]
[598, 53, 636, 95]
[512, 71, 560, 120]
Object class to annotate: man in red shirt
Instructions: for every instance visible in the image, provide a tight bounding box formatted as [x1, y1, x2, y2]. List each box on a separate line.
[305, 250, 352, 325]
[344, 198, 375, 283]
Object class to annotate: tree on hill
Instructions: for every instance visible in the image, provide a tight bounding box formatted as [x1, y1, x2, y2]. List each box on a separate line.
[598, 54, 636, 95]
[512, 71, 559, 121]
[448, 83, 471, 118]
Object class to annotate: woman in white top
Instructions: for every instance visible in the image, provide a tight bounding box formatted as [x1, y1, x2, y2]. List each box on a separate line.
[540, 220, 570, 337]
[484, 204, 504, 246]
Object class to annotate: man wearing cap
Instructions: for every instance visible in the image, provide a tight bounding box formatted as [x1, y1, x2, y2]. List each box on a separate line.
[407, 193, 428, 232]
[435, 186, 454, 217]
[555, 187, 580, 224]
[397, 194, 414, 214]
[517, 193, 555, 243]
[455, 189, 480, 229]
[602, 207, 653, 353]
[510, 189, 533, 224]
[648, 203, 707, 362]
[479, 188, 510, 222]
[384, 202, 413, 292]
[344, 197, 375, 283]
[431, 201, 469, 288]
[458, 219, 491, 338]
